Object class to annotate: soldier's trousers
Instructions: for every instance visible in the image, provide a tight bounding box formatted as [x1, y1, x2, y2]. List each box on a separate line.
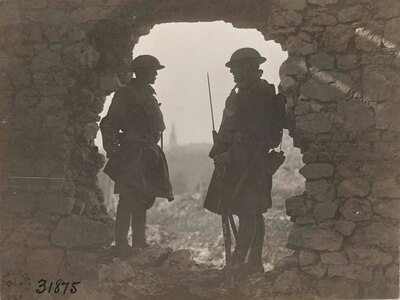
[115, 190, 153, 248]
[233, 214, 265, 266]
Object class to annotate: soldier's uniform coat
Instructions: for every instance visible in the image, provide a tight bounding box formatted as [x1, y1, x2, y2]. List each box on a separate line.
[204, 78, 275, 216]
[100, 78, 174, 205]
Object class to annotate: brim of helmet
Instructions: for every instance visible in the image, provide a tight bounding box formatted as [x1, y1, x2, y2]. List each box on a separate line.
[225, 57, 267, 68]
[131, 64, 165, 71]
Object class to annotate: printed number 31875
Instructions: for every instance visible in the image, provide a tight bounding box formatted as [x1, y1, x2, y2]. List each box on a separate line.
[36, 279, 80, 294]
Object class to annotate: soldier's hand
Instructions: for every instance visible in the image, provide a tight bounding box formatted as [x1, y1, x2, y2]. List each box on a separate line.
[214, 152, 231, 168]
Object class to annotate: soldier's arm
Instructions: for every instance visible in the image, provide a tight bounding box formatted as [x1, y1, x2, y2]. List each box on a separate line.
[227, 83, 274, 167]
[243, 82, 274, 144]
[100, 89, 128, 154]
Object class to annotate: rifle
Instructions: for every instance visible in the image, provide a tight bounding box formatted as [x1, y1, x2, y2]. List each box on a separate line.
[207, 72, 237, 287]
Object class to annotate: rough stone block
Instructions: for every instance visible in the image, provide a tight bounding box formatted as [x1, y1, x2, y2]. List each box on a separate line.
[378, 0, 400, 18]
[362, 269, 398, 298]
[381, 253, 393, 266]
[1, 247, 31, 273]
[286, 35, 317, 55]
[38, 96, 65, 113]
[84, 122, 99, 141]
[71, 7, 110, 23]
[301, 263, 327, 278]
[372, 178, 400, 198]
[306, 179, 335, 202]
[300, 74, 344, 102]
[385, 264, 399, 282]
[346, 246, 383, 267]
[338, 6, 364, 22]
[321, 251, 347, 265]
[383, 17, 400, 48]
[309, 53, 334, 71]
[313, 202, 338, 221]
[299, 163, 334, 179]
[362, 63, 400, 102]
[353, 223, 399, 252]
[337, 54, 359, 70]
[39, 85, 68, 96]
[302, 152, 317, 163]
[340, 198, 372, 222]
[299, 250, 319, 266]
[337, 178, 370, 197]
[274, 270, 310, 294]
[296, 217, 316, 225]
[269, 14, 287, 27]
[375, 102, 400, 131]
[0, 3, 22, 26]
[371, 198, 400, 219]
[37, 194, 74, 215]
[324, 25, 354, 53]
[26, 247, 65, 278]
[336, 101, 375, 134]
[32, 72, 53, 85]
[31, 50, 63, 71]
[59, 250, 99, 280]
[334, 219, 355, 236]
[9, 177, 49, 193]
[21, 0, 48, 9]
[3, 215, 52, 248]
[294, 102, 310, 117]
[318, 151, 332, 162]
[128, 245, 173, 267]
[328, 264, 372, 282]
[98, 72, 121, 94]
[288, 227, 343, 251]
[283, 11, 303, 26]
[307, 0, 337, 6]
[315, 278, 359, 298]
[64, 42, 100, 69]
[296, 113, 333, 134]
[1, 191, 36, 214]
[168, 249, 192, 269]
[280, 56, 308, 77]
[308, 12, 337, 26]
[286, 195, 307, 217]
[75, 186, 98, 211]
[98, 260, 134, 282]
[275, 255, 299, 269]
[355, 22, 384, 53]
[51, 215, 113, 248]
[69, 281, 113, 300]
[24, 8, 69, 24]
[279, 0, 306, 10]
[32, 159, 59, 177]
[336, 161, 361, 178]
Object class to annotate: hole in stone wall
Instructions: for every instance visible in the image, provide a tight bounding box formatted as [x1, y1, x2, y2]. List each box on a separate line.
[95, 21, 304, 268]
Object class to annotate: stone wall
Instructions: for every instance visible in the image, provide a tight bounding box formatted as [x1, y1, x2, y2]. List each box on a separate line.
[0, 0, 399, 298]
[269, 1, 400, 298]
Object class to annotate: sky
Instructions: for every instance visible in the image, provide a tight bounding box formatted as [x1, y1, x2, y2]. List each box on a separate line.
[95, 21, 287, 147]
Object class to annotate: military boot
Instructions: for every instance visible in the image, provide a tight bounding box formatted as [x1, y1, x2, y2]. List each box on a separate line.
[131, 202, 148, 249]
[114, 199, 134, 259]
[231, 250, 247, 281]
[246, 214, 265, 275]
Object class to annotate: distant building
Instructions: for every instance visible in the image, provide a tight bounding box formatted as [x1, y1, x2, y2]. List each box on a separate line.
[169, 121, 178, 148]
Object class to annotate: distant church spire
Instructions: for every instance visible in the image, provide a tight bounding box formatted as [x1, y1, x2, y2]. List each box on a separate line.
[169, 121, 178, 148]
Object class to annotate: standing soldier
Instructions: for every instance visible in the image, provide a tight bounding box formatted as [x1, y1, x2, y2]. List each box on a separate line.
[204, 48, 276, 277]
[100, 55, 174, 259]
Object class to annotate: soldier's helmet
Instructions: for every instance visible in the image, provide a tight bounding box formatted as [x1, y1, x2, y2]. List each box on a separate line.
[225, 48, 266, 68]
[130, 55, 165, 71]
